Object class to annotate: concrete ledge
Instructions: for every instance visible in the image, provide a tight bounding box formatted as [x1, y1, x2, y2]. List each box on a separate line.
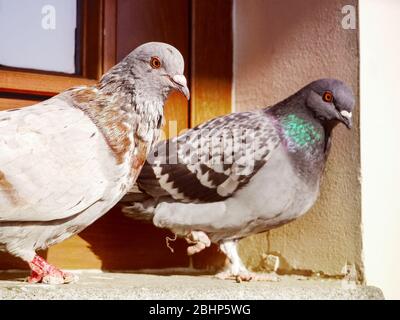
[0, 272, 384, 300]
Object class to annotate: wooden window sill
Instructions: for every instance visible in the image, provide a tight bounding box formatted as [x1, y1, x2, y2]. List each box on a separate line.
[0, 97, 40, 111]
[0, 69, 97, 96]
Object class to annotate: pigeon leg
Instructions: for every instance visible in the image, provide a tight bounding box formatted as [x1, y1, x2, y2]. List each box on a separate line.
[28, 255, 77, 284]
[216, 240, 253, 282]
[185, 231, 211, 255]
[216, 240, 279, 282]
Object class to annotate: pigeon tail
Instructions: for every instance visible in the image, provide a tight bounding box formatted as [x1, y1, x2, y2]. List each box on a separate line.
[121, 191, 157, 221]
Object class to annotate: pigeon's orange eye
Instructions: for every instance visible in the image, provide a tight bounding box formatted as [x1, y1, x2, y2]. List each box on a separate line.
[322, 91, 334, 103]
[150, 57, 161, 69]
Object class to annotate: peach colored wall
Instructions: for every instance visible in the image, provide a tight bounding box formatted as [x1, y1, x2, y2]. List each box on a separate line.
[234, 0, 362, 279]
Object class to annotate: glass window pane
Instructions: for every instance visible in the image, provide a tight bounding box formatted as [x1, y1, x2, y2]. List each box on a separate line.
[0, 0, 77, 74]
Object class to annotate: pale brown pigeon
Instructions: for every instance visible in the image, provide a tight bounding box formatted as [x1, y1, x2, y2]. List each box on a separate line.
[122, 79, 354, 281]
[0, 42, 189, 284]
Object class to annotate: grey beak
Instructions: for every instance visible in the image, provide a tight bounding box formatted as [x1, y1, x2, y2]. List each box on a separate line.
[339, 110, 353, 129]
[172, 75, 190, 100]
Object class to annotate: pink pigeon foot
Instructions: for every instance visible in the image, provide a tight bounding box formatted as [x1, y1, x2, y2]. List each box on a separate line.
[185, 231, 211, 255]
[27, 255, 78, 284]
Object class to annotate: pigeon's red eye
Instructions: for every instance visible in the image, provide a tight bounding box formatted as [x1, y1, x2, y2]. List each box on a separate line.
[322, 91, 334, 103]
[150, 57, 161, 69]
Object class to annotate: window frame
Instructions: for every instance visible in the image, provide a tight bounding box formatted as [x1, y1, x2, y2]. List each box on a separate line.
[0, 0, 116, 97]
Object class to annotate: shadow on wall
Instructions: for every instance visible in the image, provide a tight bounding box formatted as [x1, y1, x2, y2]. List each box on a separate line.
[0, 250, 47, 271]
[76, 207, 226, 272]
[0, 206, 226, 273]
[0, 208, 226, 274]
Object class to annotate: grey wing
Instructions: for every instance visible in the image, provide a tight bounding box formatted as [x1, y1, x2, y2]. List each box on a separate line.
[0, 98, 112, 222]
[135, 110, 281, 203]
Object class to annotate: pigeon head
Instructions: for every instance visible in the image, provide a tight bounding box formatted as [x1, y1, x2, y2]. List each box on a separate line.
[100, 42, 189, 101]
[124, 42, 189, 100]
[305, 79, 355, 129]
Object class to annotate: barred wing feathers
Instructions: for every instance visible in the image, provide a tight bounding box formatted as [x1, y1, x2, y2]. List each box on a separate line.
[136, 110, 280, 203]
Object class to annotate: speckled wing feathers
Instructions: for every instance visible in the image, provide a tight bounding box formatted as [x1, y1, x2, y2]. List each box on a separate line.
[136, 111, 281, 203]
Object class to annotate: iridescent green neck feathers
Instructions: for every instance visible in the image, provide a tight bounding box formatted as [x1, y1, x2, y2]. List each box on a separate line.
[281, 114, 322, 149]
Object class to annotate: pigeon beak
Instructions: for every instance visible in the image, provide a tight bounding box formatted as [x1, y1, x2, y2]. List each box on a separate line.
[339, 110, 353, 129]
[171, 75, 190, 100]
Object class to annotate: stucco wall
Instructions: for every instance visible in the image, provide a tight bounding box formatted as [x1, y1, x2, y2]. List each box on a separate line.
[233, 0, 362, 279]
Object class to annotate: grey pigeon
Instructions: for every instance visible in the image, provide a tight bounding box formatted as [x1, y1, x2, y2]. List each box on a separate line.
[122, 78, 355, 281]
[0, 42, 189, 284]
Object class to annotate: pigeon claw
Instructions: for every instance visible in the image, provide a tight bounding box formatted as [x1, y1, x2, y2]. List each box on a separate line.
[185, 231, 211, 256]
[41, 270, 78, 285]
[235, 274, 253, 283]
[215, 270, 253, 282]
[216, 271, 279, 283]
